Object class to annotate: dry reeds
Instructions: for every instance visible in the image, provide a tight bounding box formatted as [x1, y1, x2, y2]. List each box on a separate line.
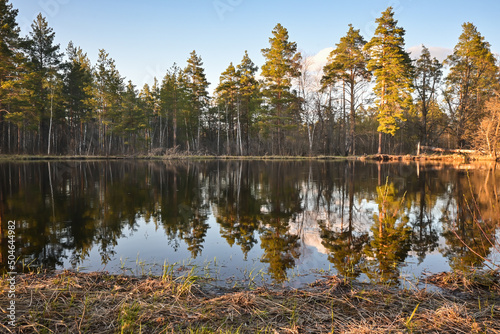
[425, 269, 500, 293]
[1, 270, 499, 333]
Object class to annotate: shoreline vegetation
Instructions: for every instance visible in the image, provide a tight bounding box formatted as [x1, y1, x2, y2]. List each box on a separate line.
[1, 269, 499, 333]
[0, 153, 499, 163]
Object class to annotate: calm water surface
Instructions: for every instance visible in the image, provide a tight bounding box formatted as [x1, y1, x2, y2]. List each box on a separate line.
[1, 160, 499, 286]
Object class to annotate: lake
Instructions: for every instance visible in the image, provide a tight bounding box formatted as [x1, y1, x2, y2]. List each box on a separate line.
[1, 160, 499, 287]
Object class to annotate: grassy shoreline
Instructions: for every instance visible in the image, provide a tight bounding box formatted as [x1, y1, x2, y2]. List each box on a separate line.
[0, 153, 498, 163]
[1, 270, 499, 333]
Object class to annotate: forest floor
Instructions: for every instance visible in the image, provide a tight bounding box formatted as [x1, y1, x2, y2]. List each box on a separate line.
[1, 269, 499, 333]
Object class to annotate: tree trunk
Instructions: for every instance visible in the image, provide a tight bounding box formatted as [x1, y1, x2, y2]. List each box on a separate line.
[217, 107, 220, 155]
[237, 100, 243, 156]
[350, 81, 356, 156]
[173, 106, 177, 149]
[47, 91, 54, 155]
[378, 132, 382, 154]
[342, 80, 347, 155]
[225, 104, 230, 155]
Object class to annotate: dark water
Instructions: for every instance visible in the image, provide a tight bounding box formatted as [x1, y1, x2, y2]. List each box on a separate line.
[1, 160, 499, 286]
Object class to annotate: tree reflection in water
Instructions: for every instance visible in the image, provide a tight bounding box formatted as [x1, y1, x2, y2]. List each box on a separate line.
[362, 181, 412, 284]
[440, 168, 499, 272]
[0, 160, 498, 285]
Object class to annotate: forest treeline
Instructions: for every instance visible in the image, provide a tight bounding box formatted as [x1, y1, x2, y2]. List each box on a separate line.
[0, 2, 499, 157]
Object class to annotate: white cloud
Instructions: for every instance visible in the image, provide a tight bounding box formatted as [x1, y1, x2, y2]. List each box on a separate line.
[407, 45, 453, 62]
[304, 45, 453, 73]
[303, 47, 334, 72]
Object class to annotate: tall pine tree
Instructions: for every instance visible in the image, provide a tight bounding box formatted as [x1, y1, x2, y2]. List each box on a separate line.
[365, 7, 413, 154]
[236, 51, 259, 155]
[161, 64, 186, 150]
[323, 24, 371, 155]
[117, 81, 147, 153]
[24, 13, 62, 154]
[413, 45, 442, 146]
[215, 62, 239, 155]
[184, 51, 209, 152]
[261, 23, 301, 155]
[444, 22, 499, 148]
[0, 0, 21, 153]
[62, 42, 93, 154]
[92, 49, 124, 155]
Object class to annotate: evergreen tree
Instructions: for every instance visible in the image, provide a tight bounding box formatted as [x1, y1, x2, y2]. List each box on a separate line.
[23, 13, 63, 154]
[116, 81, 146, 153]
[62, 42, 93, 154]
[215, 52, 260, 156]
[365, 7, 414, 154]
[215, 62, 239, 155]
[236, 51, 259, 155]
[444, 22, 499, 148]
[413, 45, 443, 146]
[161, 64, 186, 150]
[261, 23, 302, 155]
[139, 78, 161, 152]
[0, 0, 19, 91]
[92, 49, 124, 154]
[184, 51, 210, 152]
[323, 24, 371, 155]
[0, 0, 21, 153]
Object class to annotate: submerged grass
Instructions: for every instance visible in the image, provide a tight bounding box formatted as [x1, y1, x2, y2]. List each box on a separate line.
[1, 270, 499, 333]
[425, 269, 500, 293]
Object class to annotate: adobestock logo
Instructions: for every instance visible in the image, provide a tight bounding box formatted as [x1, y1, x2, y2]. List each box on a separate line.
[18, 0, 71, 34]
[213, 0, 244, 21]
[38, 0, 71, 18]
[363, 0, 410, 38]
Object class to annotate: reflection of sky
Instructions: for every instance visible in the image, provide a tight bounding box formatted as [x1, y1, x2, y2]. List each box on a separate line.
[63, 214, 271, 285]
[41, 161, 500, 288]
[59, 193, 499, 288]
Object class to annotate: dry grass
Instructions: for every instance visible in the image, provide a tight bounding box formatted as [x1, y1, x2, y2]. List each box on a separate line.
[425, 270, 500, 293]
[1, 270, 499, 334]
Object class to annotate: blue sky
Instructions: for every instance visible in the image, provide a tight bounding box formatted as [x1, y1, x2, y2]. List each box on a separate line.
[12, 0, 500, 92]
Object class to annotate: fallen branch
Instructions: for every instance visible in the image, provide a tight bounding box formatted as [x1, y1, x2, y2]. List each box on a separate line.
[420, 145, 478, 154]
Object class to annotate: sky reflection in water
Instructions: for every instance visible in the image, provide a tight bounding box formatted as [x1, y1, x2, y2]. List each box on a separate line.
[1, 160, 499, 287]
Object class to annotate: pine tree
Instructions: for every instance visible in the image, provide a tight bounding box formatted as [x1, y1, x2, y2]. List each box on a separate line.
[161, 64, 186, 150]
[0, 0, 21, 153]
[23, 13, 63, 154]
[184, 51, 210, 152]
[323, 24, 371, 155]
[117, 81, 146, 153]
[261, 23, 302, 155]
[236, 51, 259, 155]
[92, 49, 124, 154]
[0, 0, 19, 85]
[365, 7, 413, 154]
[215, 62, 239, 155]
[139, 78, 161, 152]
[215, 52, 260, 156]
[413, 45, 442, 146]
[62, 42, 93, 154]
[444, 22, 499, 148]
